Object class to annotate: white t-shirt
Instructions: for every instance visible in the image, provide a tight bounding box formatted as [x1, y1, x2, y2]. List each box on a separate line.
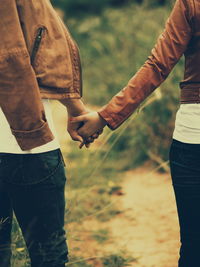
[173, 104, 200, 144]
[0, 99, 60, 153]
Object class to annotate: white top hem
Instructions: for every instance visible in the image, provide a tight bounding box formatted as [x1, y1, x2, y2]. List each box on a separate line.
[0, 99, 60, 154]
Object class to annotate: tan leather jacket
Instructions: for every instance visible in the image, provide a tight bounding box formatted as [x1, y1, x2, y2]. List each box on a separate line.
[99, 0, 196, 130]
[0, 0, 82, 150]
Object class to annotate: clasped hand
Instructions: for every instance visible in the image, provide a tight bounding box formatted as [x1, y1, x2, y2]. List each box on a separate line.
[68, 111, 107, 148]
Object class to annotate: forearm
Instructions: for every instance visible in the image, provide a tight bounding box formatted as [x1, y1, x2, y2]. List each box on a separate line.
[99, 57, 175, 130]
[59, 98, 88, 116]
[99, 0, 193, 130]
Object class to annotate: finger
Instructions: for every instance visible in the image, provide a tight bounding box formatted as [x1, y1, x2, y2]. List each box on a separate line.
[85, 142, 91, 148]
[87, 137, 94, 143]
[70, 115, 87, 123]
[78, 128, 90, 139]
[74, 135, 84, 143]
[79, 142, 85, 149]
[69, 131, 84, 143]
[97, 129, 103, 135]
[91, 133, 99, 139]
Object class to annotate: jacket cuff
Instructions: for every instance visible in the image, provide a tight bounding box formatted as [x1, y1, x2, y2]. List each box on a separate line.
[98, 108, 123, 130]
[10, 122, 54, 151]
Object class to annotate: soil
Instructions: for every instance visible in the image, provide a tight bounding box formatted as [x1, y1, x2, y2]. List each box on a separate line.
[52, 101, 180, 267]
[65, 166, 180, 267]
[106, 166, 180, 267]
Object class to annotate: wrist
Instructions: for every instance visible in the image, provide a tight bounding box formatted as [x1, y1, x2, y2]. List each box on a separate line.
[59, 98, 88, 117]
[97, 112, 107, 128]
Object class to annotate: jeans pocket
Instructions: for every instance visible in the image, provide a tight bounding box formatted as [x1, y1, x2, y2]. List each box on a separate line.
[1, 149, 64, 185]
[38, 159, 67, 189]
[22, 149, 64, 185]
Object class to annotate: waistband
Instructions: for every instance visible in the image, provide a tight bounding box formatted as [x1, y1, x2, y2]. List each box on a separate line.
[180, 88, 200, 104]
[172, 139, 200, 149]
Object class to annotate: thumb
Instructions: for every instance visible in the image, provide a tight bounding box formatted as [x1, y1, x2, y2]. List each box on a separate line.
[70, 114, 87, 123]
[70, 131, 84, 143]
[75, 134, 84, 143]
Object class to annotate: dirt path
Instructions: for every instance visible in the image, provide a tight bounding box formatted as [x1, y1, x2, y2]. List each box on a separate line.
[51, 101, 180, 266]
[106, 166, 180, 267]
[67, 166, 180, 267]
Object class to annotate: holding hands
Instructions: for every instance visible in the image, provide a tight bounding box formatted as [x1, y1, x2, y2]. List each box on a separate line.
[70, 112, 107, 148]
[60, 98, 107, 148]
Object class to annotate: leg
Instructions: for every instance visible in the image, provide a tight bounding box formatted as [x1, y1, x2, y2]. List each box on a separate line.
[3, 149, 68, 267]
[0, 179, 13, 267]
[169, 139, 200, 267]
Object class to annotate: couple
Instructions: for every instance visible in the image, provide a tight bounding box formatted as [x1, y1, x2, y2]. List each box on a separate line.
[0, 0, 199, 266]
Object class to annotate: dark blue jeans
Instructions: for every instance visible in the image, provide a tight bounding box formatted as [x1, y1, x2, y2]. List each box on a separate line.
[170, 139, 200, 267]
[0, 148, 68, 267]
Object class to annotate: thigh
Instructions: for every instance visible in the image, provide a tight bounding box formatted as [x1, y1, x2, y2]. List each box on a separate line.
[0, 156, 13, 242]
[3, 149, 68, 265]
[0, 179, 13, 239]
[0, 162, 13, 267]
[169, 140, 200, 241]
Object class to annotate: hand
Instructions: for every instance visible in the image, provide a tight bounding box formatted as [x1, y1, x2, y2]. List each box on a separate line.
[59, 98, 92, 147]
[67, 116, 84, 144]
[70, 111, 107, 147]
[68, 117, 100, 148]
[79, 129, 104, 149]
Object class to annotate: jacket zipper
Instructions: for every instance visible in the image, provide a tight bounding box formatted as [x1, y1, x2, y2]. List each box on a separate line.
[31, 27, 45, 65]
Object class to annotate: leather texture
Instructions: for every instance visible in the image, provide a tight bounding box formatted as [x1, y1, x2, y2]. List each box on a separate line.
[0, 0, 82, 150]
[99, 0, 197, 130]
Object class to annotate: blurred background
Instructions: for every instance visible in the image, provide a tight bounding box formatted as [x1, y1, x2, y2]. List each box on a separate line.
[13, 0, 182, 266]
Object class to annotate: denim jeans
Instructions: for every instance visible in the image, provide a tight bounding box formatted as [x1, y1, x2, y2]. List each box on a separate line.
[0, 148, 68, 267]
[169, 139, 200, 267]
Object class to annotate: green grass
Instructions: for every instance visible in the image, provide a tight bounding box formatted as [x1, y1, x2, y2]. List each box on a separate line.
[67, 252, 137, 267]
[91, 229, 110, 244]
[102, 253, 137, 266]
[67, 2, 182, 167]
[11, 218, 29, 267]
[64, 4, 179, 264]
[67, 256, 94, 267]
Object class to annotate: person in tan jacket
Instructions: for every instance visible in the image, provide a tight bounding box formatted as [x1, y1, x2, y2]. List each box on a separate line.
[0, 1, 100, 267]
[73, 0, 200, 266]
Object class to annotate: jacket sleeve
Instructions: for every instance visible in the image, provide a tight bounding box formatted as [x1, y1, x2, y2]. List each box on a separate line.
[0, 0, 54, 150]
[98, 0, 194, 130]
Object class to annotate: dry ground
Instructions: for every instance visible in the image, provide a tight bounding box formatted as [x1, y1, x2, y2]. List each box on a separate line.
[107, 167, 180, 267]
[66, 166, 180, 267]
[52, 101, 180, 267]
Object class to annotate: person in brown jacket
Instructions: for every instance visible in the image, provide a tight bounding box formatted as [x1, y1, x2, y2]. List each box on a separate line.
[0, 1, 99, 267]
[72, 0, 200, 266]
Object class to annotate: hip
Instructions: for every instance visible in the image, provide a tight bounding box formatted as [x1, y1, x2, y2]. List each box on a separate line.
[169, 139, 200, 186]
[0, 148, 66, 186]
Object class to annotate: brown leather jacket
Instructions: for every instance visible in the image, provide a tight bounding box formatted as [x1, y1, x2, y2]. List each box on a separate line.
[0, 0, 82, 150]
[99, 0, 197, 130]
